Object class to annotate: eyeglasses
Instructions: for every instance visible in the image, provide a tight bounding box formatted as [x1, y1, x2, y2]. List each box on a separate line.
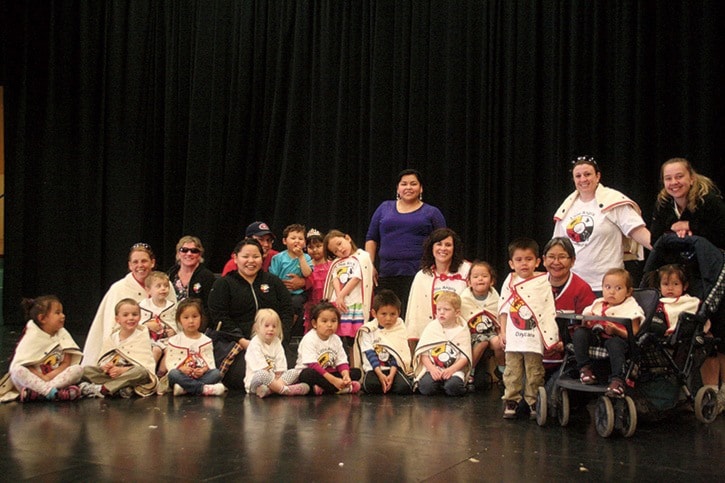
[545, 254, 571, 262]
[179, 247, 201, 254]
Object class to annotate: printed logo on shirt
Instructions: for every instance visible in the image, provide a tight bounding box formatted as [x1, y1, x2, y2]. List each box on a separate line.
[509, 296, 536, 330]
[181, 350, 207, 370]
[39, 346, 64, 374]
[429, 343, 460, 368]
[317, 349, 337, 369]
[335, 265, 352, 285]
[566, 213, 594, 244]
[374, 344, 390, 364]
[264, 354, 276, 371]
[98, 352, 132, 368]
[468, 312, 495, 335]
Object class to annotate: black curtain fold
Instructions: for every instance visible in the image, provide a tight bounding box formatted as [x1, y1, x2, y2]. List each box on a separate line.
[2, 1, 723, 329]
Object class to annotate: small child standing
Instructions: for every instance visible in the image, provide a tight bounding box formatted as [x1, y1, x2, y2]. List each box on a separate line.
[413, 291, 472, 396]
[460, 260, 504, 387]
[499, 238, 558, 419]
[270, 224, 313, 335]
[353, 289, 414, 394]
[162, 299, 226, 397]
[573, 268, 645, 398]
[654, 264, 700, 335]
[244, 309, 309, 397]
[303, 228, 331, 333]
[323, 230, 374, 345]
[80, 299, 158, 398]
[0, 296, 84, 402]
[139, 271, 178, 364]
[296, 301, 362, 395]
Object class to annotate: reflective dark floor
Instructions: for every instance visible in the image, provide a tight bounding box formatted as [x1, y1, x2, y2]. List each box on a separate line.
[1, 326, 724, 482]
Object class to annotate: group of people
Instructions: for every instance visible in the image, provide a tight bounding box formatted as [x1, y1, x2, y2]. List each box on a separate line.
[1, 159, 723, 420]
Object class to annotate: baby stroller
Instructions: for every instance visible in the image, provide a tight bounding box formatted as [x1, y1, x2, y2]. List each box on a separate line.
[536, 288, 659, 438]
[637, 234, 725, 423]
[538, 234, 725, 437]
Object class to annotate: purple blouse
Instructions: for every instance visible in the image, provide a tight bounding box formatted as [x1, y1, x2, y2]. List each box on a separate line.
[366, 200, 446, 277]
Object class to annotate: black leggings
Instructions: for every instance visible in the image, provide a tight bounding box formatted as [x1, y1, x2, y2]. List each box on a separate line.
[298, 368, 362, 394]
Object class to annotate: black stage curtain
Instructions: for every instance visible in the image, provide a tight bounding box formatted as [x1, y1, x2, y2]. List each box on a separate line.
[2, 1, 723, 329]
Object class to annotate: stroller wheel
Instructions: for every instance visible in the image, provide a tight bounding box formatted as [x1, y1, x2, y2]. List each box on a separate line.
[694, 386, 719, 423]
[557, 388, 570, 427]
[618, 396, 637, 438]
[595, 396, 615, 437]
[536, 386, 547, 426]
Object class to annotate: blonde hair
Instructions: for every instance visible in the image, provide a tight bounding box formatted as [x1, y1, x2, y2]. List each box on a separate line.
[657, 158, 720, 212]
[252, 308, 283, 341]
[114, 298, 140, 315]
[144, 270, 170, 289]
[435, 291, 462, 311]
[175, 235, 205, 263]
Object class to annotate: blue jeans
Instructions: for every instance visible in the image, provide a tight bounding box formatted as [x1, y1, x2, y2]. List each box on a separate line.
[168, 368, 222, 395]
[417, 372, 466, 397]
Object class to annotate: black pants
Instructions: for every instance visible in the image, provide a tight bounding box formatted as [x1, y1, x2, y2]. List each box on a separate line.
[361, 369, 414, 394]
[298, 368, 362, 394]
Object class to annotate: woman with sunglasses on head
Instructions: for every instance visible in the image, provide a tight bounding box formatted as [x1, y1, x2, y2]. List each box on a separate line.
[83, 243, 176, 366]
[167, 236, 217, 317]
[553, 156, 652, 294]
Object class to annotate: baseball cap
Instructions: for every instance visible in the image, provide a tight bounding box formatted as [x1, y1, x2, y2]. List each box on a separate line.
[245, 221, 275, 238]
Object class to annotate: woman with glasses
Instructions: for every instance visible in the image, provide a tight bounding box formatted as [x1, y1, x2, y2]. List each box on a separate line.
[167, 235, 217, 320]
[542, 237, 596, 375]
[542, 237, 595, 313]
[82, 243, 176, 366]
[553, 156, 651, 294]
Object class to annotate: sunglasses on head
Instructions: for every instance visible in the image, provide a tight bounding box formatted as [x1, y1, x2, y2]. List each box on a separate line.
[571, 156, 598, 166]
[179, 247, 201, 254]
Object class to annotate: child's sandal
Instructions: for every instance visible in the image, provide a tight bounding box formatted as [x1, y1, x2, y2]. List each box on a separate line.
[605, 378, 625, 398]
[579, 367, 596, 385]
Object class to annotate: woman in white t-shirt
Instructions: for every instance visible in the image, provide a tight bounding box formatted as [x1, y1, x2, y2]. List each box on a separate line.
[553, 156, 652, 293]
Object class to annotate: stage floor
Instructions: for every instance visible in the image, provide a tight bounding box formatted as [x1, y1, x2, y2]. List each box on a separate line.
[1, 326, 724, 481]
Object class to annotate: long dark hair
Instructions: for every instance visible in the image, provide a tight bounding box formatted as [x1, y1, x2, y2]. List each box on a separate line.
[420, 228, 464, 275]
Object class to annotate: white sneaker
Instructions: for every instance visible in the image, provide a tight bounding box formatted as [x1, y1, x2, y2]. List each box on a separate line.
[79, 382, 105, 399]
[173, 384, 186, 396]
[203, 383, 228, 397]
[255, 384, 271, 398]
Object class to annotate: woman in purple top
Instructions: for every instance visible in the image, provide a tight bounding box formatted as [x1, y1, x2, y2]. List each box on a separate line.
[365, 169, 446, 315]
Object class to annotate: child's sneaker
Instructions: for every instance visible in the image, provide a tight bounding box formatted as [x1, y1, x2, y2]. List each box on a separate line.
[203, 383, 227, 397]
[19, 387, 43, 403]
[56, 385, 81, 401]
[337, 381, 361, 395]
[173, 384, 187, 397]
[255, 384, 271, 398]
[503, 400, 518, 419]
[467, 375, 476, 392]
[529, 404, 537, 420]
[79, 382, 105, 399]
[313, 385, 324, 396]
[282, 383, 310, 396]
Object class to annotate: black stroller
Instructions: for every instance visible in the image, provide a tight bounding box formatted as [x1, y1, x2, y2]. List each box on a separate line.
[536, 288, 658, 437]
[537, 235, 725, 437]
